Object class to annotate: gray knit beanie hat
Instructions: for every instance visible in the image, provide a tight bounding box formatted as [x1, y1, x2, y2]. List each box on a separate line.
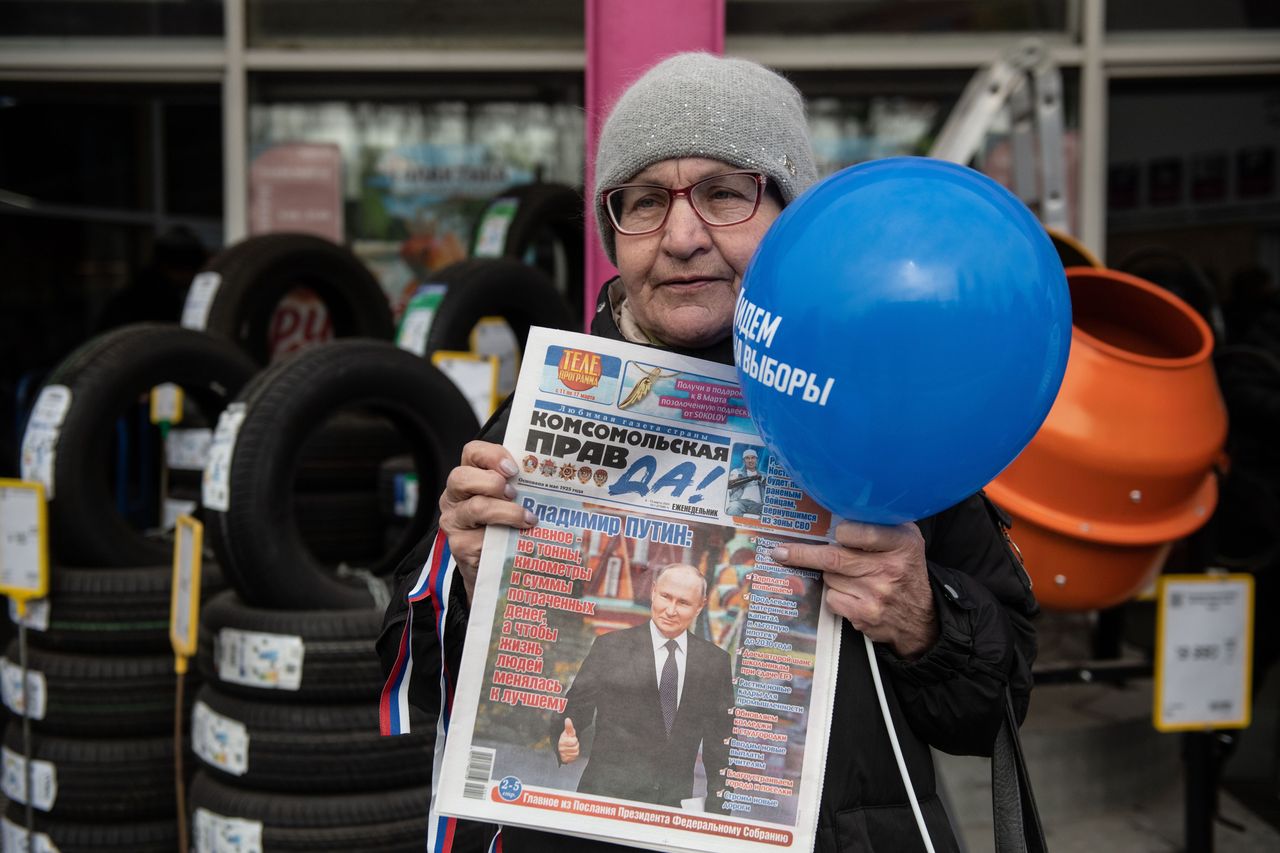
[594, 52, 818, 264]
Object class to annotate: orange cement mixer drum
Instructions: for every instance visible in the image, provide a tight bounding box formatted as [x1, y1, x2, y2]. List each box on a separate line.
[986, 267, 1228, 611]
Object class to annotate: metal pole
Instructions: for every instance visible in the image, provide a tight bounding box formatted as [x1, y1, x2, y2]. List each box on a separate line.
[583, 0, 726, 329]
[1183, 730, 1216, 853]
[19, 623, 34, 837]
[1078, 0, 1108, 258]
[223, 0, 248, 244]
[1091, 606, 1125, 660]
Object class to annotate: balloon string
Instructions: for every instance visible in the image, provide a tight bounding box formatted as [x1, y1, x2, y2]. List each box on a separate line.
[865, 633, 936, 853]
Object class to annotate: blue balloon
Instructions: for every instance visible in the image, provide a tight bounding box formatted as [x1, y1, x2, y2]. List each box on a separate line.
[734, 157, 1071, 524]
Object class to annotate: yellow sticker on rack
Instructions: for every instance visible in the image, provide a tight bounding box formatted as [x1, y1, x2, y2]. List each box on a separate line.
[170, 514, 204, 666]
[150, 383, 185, 425]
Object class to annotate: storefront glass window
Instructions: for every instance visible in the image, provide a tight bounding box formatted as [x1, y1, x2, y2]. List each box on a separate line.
[729, 0, 1070, 35]
[0, 83, 223, 476]
[247, 0, 581, 48]
[1106, 77, 1280, 311]
[0, 0, 223, 37]
[246, 0, 1070, 48]
[249, 76, 584, 308]
[1108, 0, 1279, 32]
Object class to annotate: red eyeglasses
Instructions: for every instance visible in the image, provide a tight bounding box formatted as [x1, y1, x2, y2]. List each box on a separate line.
[601, 171, 768, 235]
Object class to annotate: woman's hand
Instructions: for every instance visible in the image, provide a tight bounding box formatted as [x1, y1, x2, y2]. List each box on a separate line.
[438, 440, 537, 601]
[772, 521, 938, 659]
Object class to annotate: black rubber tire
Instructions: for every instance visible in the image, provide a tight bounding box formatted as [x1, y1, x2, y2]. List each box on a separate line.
[24, 324, 257, 567]
[424, 258, 578, 358]
[2, 803, 177, 853]
[196, 590, 384, 702]
[169, 466, 206, 492]
[2, 722, 178, 820]
[189, 772, 442, 852]
[295, 490, 385, 564]
[470, 182, 585, 312]
[205, 340, 477, 609]
[189, 233, 395, 365]
[296, 410, 410, 491]
[18, 563, 225, 654]
[2, 639, 193, 736]
[192, 685, 431, 792]
[383, 520, 411, 556]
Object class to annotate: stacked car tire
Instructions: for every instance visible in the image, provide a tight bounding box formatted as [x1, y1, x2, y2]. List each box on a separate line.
[5, 236, 574, 851]
[202, 338, 479, 610]
[187, 592, 435, 851]
[190, 338, 478, 850]
[5, 324, 252, 852]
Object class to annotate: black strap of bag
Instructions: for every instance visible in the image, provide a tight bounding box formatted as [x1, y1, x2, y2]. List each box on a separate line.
[992, 687, 1047, 853]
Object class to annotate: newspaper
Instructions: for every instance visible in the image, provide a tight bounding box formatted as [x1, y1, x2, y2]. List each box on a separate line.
[437, 327, 840, 853]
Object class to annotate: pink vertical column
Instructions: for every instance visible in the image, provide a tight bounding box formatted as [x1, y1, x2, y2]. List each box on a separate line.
[583, 0, 726, 329]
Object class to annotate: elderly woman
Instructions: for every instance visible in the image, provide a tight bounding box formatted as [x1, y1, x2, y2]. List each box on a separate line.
[380, 52, 1038, 853]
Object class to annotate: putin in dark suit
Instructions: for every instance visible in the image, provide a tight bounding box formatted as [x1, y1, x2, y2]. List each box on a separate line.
[553, 563, 734, 810]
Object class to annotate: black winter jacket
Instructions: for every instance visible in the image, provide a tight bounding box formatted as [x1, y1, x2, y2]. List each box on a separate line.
[378, 280, 1039, 852]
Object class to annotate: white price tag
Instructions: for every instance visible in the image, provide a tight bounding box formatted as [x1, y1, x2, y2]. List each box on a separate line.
[182, 271, 223, 330]
[27, 386, 72, 427]
[471, 317, 520, 397]
[171, 515, 203, 659]
[9, 597, 49, 632]
[473, 197, 519, 257]
[192, 700, 250, 776]
[1, 816, 57, 853]
[2, 746, 57, 811]
[9, 591, 48, 630]
[203, 404, 247, 512]
[19, 386, 71, 500]
[432, 351, 500, 425]
[163, 498, 198, 532]
[1155, 573, 1254, 731]
[0, 657, 47, 720]
[395, 283, 447, 357]
[396, 308, 436, 357]
[215, 628, 304, 692]
[195, 807, 263, 853]
[166, 427, 213, 471]
[0, 480, 49, 602]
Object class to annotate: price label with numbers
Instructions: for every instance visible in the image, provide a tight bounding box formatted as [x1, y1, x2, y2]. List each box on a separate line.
[171, 514, 204, 661]
[1155, 573, 1254, 731]
[0, 480, 49, 603]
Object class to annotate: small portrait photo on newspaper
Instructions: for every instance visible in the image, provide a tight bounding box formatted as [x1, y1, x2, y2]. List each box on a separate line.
[725, 443, 770, 520]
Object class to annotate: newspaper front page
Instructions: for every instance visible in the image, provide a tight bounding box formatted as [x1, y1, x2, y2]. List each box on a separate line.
[437, 327, 840, 853]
